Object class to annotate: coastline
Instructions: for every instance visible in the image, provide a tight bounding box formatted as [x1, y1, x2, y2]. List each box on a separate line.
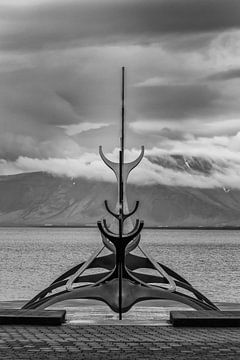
[1, 225, 240, 230]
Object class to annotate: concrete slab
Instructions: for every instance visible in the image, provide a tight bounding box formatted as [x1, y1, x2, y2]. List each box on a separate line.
[170, 310, 240, 327]
[0, 309, 66, 325]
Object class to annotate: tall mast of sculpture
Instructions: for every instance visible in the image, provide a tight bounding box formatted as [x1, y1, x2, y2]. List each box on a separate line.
[119, 66, 125, 219]
[121, 66, 125, 156]
[119, 66, 125, 213]
[118, 66, 126, 319]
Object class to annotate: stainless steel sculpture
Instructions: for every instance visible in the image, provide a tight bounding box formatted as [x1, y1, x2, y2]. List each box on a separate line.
[23, 67, 219, 318]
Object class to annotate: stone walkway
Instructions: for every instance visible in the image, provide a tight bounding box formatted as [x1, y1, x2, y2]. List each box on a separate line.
[0, 324, 240, 359]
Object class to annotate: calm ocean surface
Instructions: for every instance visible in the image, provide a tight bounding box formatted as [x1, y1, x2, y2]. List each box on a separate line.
[0, 227, 239, 303]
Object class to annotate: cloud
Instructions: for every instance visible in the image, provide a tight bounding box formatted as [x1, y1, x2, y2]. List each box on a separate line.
[130, 118, 240, 138]
[14, 155, 115, 182]
[0, 66, 88, 160]
[206, 67, 240, 81]
[0, 0, 240, 171]
[60, 122, 109, 136]
[133, 83, 220, 119]
[0, 131, 84, 160]
[2, 138, 240, 190]
[0, 62, 122, 159]
[1, 0, 240, 52]
[135, 77, 175, 87]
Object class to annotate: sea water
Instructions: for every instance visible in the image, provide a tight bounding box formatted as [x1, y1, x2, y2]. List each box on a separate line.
[0, 227, 239, 302]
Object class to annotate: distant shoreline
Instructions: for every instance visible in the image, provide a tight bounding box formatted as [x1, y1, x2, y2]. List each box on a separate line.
[1, 225, 240, 230]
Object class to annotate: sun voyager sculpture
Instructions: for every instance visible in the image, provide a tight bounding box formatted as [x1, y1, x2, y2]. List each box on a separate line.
[23, 67, 219, 319]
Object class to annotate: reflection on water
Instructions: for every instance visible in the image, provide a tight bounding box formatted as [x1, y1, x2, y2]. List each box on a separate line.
[0, 227, 239, 302]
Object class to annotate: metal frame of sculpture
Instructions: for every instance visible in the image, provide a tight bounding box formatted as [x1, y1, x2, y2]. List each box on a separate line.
[23, 67, 219, 318]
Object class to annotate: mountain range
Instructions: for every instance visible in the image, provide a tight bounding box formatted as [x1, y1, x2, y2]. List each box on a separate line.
[1, 154, 240, 226]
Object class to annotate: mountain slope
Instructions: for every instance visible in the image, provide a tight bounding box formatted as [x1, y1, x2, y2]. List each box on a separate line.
[1, 171, 240, 226]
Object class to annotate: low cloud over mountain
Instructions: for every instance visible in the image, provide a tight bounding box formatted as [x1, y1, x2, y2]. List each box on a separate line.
[1, 154, 240, 227]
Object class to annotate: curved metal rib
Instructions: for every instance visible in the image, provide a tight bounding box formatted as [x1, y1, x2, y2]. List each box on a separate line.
[66, 246, 104, 291]
[99, 146, 118, 174]
[123, 201, 139, 219]
[124, 146, 144, 175]
[101, 233, 116, 253]
[103, 219, 115, 234]
[125, 234, 140, 253]
[98, 220, 144, 245]
[50, 262, 86, 284]
[158, 262, 191, 285]
[97, 221, 117, 244]
[127, 219, 140, 235]
[123, 220, 143, 241]
[139, 245, 176, 292]
[104, 200, 119, 219]
[99, 146, 144, 181]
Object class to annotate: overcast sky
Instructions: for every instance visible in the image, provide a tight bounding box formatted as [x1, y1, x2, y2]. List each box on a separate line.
[1, 0, 240, 188]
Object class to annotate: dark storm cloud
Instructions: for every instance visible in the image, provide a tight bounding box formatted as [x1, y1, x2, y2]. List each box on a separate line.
[0, 67, 83, 159]
[0, 63, 124, 159]
[0, 68, 82, 126]
[0, 0, 240, 176]
[134, 84, 220, 119]
[206, 68, 240, 81]
[1, 0, 240, 51]
[0, 63, 121, 126]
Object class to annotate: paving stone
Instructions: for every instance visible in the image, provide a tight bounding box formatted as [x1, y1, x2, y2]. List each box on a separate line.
[0, 325, 240, 359]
